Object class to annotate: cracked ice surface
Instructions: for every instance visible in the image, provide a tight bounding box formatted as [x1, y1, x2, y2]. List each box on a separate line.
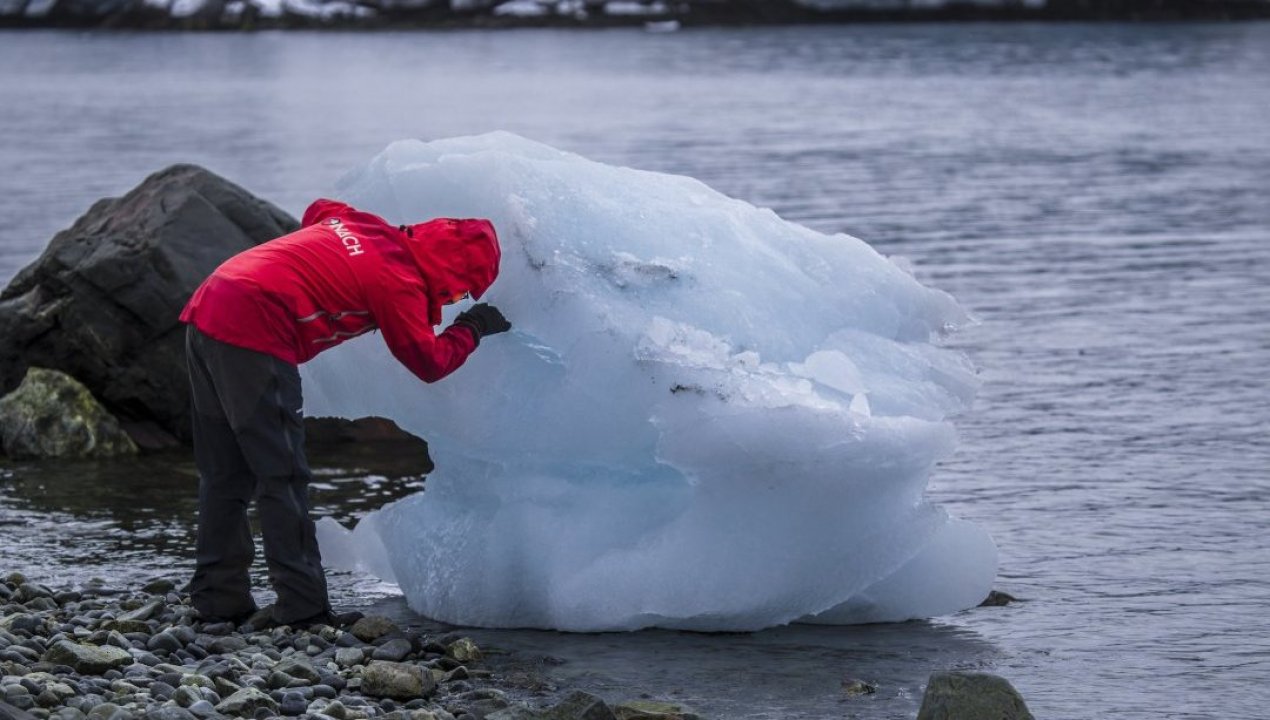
[308, 132, 997, 631]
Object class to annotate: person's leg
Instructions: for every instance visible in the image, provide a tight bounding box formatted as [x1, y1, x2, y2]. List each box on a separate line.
[186, 326, 259, 622]
[188, 328, 331, 624]
[233, 354, 331, 624]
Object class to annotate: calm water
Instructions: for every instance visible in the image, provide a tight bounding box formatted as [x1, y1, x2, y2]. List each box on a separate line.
[2, 24, 1270, 720]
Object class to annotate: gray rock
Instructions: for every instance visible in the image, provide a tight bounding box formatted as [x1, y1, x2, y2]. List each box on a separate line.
[171, 686, 201, 708]
[277, 691, 307, 716]
[348, 616, 398, 643]
[360, 661, 435, 701]
[13, 584, 53, 603]
[979, 590, 1017, 607]
[185, 700, 215, 719]
[103, 620, 150, 636]
[267, 672, 304, 690]
[84, 704, 127, 720]
[178, 675, 214, 691]
[118, 601, 163, 624]
[0, 163, 298, 448]
[0, 615, 44, 636]
[916, 671, 1034, 720]
[333, 647, 363, 668]
[0, 368, 138, 459]
[142, 580, 177, 596]
[214, 687, 278, 716]
[0, 699, 40, 720]
[272, 658, 321, 685]
[146, 633, 182, 655]
[104, 631, 130, 650]
[371, 639, 412, 662]
[543, 692, 616, 720]
[144, 707, 196, 720]
[40, 641, 132, 675]
[207, 636, 246, 655]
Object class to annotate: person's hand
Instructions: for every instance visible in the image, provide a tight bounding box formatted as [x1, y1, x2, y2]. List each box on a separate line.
[454, 303, 511, 344]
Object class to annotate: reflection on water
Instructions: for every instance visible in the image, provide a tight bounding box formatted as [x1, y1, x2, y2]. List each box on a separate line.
[0, 454, 422, 599]
[366, 593, 1002, 720]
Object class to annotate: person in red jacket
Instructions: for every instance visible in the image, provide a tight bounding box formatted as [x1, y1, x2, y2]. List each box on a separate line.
[180, 198, 510, 628]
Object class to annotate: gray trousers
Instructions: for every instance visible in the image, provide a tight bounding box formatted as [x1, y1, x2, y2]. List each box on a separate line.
[185, 326, 330, 624]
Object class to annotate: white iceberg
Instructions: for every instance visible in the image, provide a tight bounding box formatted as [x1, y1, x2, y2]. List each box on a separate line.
[307, 132, 997, 632]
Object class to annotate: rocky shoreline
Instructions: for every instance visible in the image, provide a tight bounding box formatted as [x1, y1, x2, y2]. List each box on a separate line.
[2, 0, 1268, 31]
[0, 572, 698, 720]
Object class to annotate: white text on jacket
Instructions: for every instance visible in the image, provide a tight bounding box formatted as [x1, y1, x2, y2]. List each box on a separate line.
[326, 218, 364, 257]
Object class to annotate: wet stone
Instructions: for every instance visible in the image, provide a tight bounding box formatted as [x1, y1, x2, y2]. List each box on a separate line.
[1, 616, 45, 636]
[41, 642, 131, 675]
[917, 672, 1034, 720]
[84, 704, 128, 720]
[334, 634, 363, 649]
[206, 637, 246, 655]
[146, 633, 182, 655]
[613, 700, 699, 720]
[840, 678, 875, 697]
[273, 658, 320, 685]
[171, 686, 201, 707]
[544, 692, 617, 720]
[198, 623, 233, 637]
[141, 581, 176, 596]
[348, 617, 397, 644]
[213, 678, 240, 698]
[14, 585, 54, 604]
[361, 662, 434, 701]
[104, 620, 151, 636]
[214, 687, 278, 716]
[278, 691, 307, 716]
[334, 648, 363, 668]
[372, 640, 412, 663]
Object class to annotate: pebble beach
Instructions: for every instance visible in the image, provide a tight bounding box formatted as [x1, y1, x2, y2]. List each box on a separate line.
[0, 573, 691, 720]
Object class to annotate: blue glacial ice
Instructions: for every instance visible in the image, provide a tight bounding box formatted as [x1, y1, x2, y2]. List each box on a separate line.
[308, 132, 997, 632]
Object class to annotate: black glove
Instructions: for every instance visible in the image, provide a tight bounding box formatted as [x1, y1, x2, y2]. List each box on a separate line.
[454, 303, 511, 345]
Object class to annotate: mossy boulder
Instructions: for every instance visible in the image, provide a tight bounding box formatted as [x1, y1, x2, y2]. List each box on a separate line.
[917, 671, 1034, 720]
[0, 367, 137, 459]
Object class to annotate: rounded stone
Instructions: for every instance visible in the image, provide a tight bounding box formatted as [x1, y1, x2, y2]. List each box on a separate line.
[41, 641, 132, 675]
[278, 691, 307, 716]
[334, 648, 363, 668]
[916, 671, 1034, 720]
[371, 640, 412, 663]
[347, 617, 398, 644]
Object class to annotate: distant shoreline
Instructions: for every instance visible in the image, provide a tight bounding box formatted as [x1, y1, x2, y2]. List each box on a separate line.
[4, 0, 1269, 31]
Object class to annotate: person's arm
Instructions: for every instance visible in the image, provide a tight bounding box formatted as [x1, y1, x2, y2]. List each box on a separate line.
[369, 281, 479, 384]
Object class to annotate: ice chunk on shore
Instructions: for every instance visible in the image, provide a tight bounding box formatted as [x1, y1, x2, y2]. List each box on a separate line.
[308, 132, 996, 631]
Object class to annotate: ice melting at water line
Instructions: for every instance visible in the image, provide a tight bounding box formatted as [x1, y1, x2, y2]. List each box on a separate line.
[310, 132, 997, 632]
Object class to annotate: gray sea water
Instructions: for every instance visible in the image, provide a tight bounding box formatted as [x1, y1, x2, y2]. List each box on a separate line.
[2, 23, 1269, 720]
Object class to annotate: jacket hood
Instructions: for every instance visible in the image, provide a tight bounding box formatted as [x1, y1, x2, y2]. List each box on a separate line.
[404, 218, 501, 326]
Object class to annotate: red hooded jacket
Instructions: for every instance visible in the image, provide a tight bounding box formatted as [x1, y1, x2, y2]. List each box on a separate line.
[180, 199, 500, 383]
